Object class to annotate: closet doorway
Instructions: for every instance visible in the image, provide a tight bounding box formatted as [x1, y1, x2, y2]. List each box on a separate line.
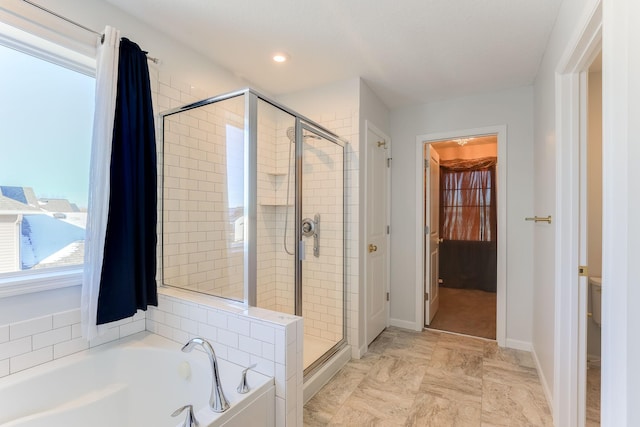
[420, 134, 499, 340]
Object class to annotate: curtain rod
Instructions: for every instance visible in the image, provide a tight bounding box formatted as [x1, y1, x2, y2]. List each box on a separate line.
[21, 0, 160, 64]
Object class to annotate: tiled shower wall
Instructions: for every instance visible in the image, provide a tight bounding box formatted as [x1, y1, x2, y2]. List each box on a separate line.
[297, 112, 359, 351]
[162, 96, 246, 300]
[256, 106, 352, 346]
[256, 102, 296, 315]
[298, 132, 345, 343]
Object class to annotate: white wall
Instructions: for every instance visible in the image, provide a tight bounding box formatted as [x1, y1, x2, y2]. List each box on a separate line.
[531, 0, 600, 409]
[389, 86, 534, 344]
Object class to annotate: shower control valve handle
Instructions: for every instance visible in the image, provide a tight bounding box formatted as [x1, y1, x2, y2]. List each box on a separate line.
[237, 363, 257, 394]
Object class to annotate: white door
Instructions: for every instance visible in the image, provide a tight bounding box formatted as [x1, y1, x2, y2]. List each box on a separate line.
[365, 123, 390, 344]
[424, 145, 440, 325]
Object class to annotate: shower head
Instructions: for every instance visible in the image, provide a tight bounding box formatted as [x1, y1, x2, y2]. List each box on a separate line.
[286, 126, 323, 142]
[286, 127, 295, 143]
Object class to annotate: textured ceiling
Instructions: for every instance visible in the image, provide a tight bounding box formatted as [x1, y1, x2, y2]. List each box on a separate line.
[102, 0, 563, 109]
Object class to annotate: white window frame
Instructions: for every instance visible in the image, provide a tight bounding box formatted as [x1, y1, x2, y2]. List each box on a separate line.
[0, 21, 96, 298]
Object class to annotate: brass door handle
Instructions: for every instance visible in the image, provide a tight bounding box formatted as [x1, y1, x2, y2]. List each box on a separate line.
[368, 244, 378, 253]
[438, 238, 444, 243]
[525, 215, 552, 224]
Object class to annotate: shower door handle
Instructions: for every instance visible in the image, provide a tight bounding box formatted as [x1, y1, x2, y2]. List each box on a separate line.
[301, 215, 320, 257]
[313, 214, 320, 257]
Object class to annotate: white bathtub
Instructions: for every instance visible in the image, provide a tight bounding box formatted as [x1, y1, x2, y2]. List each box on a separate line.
[0, 332, 275, 427]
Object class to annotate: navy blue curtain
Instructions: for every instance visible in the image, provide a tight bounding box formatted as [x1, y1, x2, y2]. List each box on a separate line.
[97, 38, 157, 324]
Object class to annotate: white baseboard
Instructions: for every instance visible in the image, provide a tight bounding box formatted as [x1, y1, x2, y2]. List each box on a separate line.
[505, 338, 532, 351]
[389, 317, 421, 331]
[351, 343, 367, 359]
[531, 345, 554, 414]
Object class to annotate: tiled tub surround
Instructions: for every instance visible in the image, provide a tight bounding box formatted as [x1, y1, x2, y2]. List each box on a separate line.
[0, 288, 303, 427]
[0, 332, 275, 427]
[0, 309, 145, 379]
[149, 288, 304, 427]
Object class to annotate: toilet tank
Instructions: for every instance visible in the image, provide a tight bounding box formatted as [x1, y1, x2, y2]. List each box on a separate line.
[589, 277, 602, 327]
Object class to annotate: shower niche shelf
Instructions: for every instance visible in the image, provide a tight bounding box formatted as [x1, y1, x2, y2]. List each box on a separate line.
[258, 169, 291, 206]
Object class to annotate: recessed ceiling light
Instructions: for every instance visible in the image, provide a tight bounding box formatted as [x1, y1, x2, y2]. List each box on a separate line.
[273, 53, 289, 63]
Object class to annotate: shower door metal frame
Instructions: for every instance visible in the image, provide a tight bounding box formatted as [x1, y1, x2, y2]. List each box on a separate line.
[295, 120, 348, 377]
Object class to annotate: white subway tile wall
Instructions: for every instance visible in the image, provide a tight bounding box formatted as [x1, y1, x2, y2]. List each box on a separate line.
[256, 100, 295, 315]
[300, 110, 360, 356]
[149, 288, 303, 427]
[0, 294, 303, 426]
[299, 127, 345, 344]
[0, 310, 145, 377]
[163, 95, 246, 300]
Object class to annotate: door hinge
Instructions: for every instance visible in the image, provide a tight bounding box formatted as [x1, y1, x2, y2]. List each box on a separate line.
[579, 265, 589, 277]
[386, 292, 390, 302]
[424, 225, 429, 235]
[387, 225, 390, 235]
[425, 292, 429, 301]
[424, 159, 429, 168]
[387, 158, 392, 168]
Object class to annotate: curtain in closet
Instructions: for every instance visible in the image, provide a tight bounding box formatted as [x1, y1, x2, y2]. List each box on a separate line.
[439, 157, 497, 292]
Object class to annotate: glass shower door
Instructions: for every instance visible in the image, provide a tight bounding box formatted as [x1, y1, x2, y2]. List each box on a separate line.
[299, 124, 345, 373]
[254, 99, 296, 315]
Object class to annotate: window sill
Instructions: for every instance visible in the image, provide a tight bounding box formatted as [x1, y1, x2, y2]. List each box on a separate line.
[0, 267, 83, 298]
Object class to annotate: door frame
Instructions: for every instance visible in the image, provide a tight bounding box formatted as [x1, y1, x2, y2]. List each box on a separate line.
[414, 125, 507, 346]
[363, 120, 391, 349]
[553, 2, 602, 425]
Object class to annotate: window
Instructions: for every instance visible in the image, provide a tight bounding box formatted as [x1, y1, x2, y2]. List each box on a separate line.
[226, 124, 245, 243]
[0, 22, 95, 296]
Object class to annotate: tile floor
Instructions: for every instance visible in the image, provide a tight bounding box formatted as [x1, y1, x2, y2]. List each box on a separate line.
[586, 363, 601, 426]
[304, 327, 553, 426]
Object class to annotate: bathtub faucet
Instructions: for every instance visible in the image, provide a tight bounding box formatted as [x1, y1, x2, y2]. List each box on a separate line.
[181, 337, 230, 413]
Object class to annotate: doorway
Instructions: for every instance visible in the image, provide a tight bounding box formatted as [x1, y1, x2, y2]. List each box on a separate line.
[414, 126, 507, 346]
[424, 136, 498, 340]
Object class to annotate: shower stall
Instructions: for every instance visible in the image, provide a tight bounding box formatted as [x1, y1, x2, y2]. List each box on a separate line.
[160, 88, 346, 376]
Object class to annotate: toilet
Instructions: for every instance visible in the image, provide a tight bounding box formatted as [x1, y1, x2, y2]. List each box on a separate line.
[589, 276, 602, 327]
